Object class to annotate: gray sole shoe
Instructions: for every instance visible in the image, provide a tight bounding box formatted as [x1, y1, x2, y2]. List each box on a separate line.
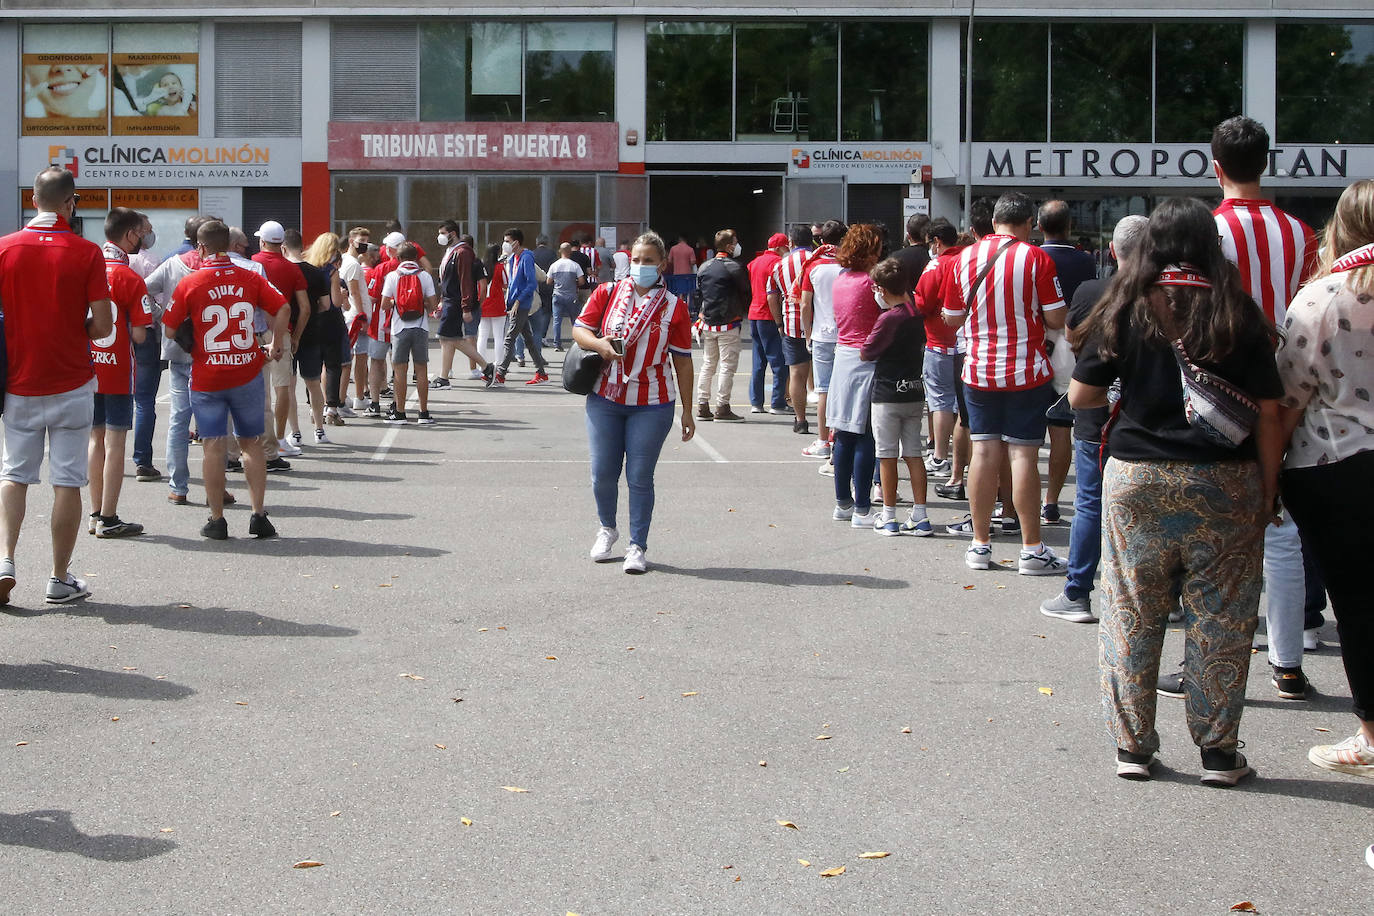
[45, 576, 91, 604]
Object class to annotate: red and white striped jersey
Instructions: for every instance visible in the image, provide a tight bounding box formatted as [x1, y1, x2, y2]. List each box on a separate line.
[575, 279, 692, 406]
[767, 248, 810, 337]
[942, 234, 1065, 391]
[1214, 198, 1318, 324]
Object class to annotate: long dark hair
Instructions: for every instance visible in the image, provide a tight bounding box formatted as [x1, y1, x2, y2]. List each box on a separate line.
[1073, 197, 1276, 364]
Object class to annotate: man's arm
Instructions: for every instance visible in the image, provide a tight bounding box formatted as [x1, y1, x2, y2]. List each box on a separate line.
[291, 289, 310, 348]
[800, 290, 814, 339]
[1042, 304, 1067, 331]
[86, 299, 113, 340]
[347, 274, 369, 317]
[268, 303, 290, 361]
[767, 290, 783, 325]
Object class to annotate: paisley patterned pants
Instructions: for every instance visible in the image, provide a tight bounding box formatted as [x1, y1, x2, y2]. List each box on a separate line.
[1099, 458, 1265, 757]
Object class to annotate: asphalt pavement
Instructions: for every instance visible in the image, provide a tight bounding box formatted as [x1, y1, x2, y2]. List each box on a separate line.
[1, 347, 1368, 915]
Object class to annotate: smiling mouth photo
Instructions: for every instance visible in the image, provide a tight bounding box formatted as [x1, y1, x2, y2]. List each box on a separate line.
[45, 66, 85, 96]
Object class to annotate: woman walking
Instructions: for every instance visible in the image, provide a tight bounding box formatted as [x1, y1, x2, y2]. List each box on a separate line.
[1070, 197, 1283, 786]
[572, 232, 695, 574]
[1272, 179, 1374, 779]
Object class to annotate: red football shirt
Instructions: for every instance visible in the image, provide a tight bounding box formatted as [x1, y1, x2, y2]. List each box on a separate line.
[1214, 198, 1318, 324]
[251, 249, 306, 329]
[913, 246, 965, 351]
[93, 244, 153, 395]
[164, 255, 288, 392]
[746, 250, 781, 321]
[0, 214, 109, 396]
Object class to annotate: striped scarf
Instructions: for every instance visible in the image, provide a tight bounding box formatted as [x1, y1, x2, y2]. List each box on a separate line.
[1331, 242, 1374, 274]
[602, 279, 668, 403]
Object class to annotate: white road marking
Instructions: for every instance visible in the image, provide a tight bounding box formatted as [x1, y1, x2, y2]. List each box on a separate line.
[370, 391, 421, 462]
[691, 430, 728, 464]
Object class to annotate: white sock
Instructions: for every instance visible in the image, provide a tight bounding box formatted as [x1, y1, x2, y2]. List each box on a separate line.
[971, 540, 991, 550]
[910, 504, 927, 520]
[1024, 542, 1045, 555]
[881, 505, 897, 522]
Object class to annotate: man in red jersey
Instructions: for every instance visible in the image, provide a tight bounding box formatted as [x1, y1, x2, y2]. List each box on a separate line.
[251, 220, 310, 456]
[0, 167, 112, 605]
[88, 206, 154, 539]
[164, 220, 288, 540]
[746, 232, 789, 416]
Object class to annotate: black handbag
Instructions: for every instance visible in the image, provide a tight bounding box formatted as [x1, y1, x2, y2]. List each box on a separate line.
[561, 341, 605, 395]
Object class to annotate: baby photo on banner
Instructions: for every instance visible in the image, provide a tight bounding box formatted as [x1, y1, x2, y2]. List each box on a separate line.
[112, 52, 199, 135]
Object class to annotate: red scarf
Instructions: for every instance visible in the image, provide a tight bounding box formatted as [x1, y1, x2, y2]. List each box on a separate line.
[1155, 263, 1210, 289]
[1331, 242, 1374, 274]
[602, 279, 668, 402]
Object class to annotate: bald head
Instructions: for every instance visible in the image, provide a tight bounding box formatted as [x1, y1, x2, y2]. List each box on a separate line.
[1037, 200, 1072, 240]
[228, 226, 250, 254]
[33, 166, 76, 211]
[559, 242, 572, 256]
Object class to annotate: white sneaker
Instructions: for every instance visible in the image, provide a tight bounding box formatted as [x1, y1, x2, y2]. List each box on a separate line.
[337, 404, 357, 418]
[802, 439, 832, 458]
[1019, 546, 1069, 576]
[851, 509, 876, 529]
[623, 544, 647, 574]
[1303, 628, 1320, 652]
[352, 397, 369, 410]
[589, 526, 619, 562]
[314, 428, 331, 444]
[468, 369, 484, 380]
[278, 437, 303, 457]
[965, 544, 992, 570]
[832, 503, 854, 521]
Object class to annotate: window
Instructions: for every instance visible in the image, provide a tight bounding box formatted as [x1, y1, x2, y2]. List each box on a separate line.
[216, 22, 302, 136]
[419, 22, 468, 121]
[1277, 23, 1374, 143]
[963, 22, 1049, 141]
[646, 22, 732, 141]
[332, 176, 399, 241]
[468, 23, 523, 121]
[406, 176, 469, 246]
[735, 23, 837, 141]
[333, 22, 419, 121]
[477, 176, 541, 250]
[1154, 24, 1243, 143]
[525, 22, 614, 122]
[840, 23, 928, 141]
[1050, 23, 1151, 142]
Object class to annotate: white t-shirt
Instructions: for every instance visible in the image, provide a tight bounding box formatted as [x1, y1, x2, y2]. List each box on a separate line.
[339, 253, 371, 319]
[806, 261, 843, 344]
[613, 250, 630, 280]
[547, 257, 584, 298]
[383, 264, 435, 335]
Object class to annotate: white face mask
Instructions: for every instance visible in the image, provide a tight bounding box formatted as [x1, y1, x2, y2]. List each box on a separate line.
[437, 233, 451, 247]
[873, 288, 897, 311]
[501, 241, 513, 256]
[731, 243, 742, 258]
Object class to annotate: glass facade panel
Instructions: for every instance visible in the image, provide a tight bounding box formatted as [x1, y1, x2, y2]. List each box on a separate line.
[1277, 23, 1374, 143]
[840, 23, 928, 141]
[469, 22, 522, 121]
[477, 175, 541, 250]
[1050, 23, 1151, 142]
[1154, 23, 1243, 143]
[407, 176, 469, 246]
[419, 22, 468, 121]
[333, 176, 400, 242]
[525, 22, 614, 122]
[735, 23, 837, 141]
[964, 22, 1049, 141]
[646, 22, 732, 141]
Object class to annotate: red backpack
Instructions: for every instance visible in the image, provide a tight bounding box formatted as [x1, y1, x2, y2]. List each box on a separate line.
[394, 271, 425, 321]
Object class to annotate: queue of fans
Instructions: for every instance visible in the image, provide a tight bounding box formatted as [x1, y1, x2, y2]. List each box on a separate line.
[0, 115, 1369, 788]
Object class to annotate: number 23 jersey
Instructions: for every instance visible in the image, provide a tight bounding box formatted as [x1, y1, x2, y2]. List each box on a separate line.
[163, 254, 288, 392]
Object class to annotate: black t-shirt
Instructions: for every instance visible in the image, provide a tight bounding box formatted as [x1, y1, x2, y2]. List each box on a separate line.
[867, 304, 927, 404]
[1041, 242, 1097, 304]
[1067, 277, 1110, 443]
[295, 262, 335, 335]
[1073, 300, 1282, 462]
[568, 250, 593, 288]
[892, 244, 930, 295]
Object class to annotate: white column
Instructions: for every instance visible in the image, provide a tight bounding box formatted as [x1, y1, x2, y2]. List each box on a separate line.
[1244, 19, 1277, 136]
[616, 17, 646, 167]
[0, 22, 20, 232]
[300, 19, 331, 164]
[927, 19, 963, 223]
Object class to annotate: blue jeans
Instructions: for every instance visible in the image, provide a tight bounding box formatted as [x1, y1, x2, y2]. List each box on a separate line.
[166, 361, 192, 497]
[585, 394, 675, 549]
[1066, 436, 1104, 600]
[551, 292, 578, 347]
[833, 427, 876, 512]
[132, 335, 162, 467]
[749, 318, 789, 410]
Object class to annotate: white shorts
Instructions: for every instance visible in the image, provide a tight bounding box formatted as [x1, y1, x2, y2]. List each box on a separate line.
[871, 400, 924, 459]
[2, 379, 97, 487]
[267, 346, 294, 388]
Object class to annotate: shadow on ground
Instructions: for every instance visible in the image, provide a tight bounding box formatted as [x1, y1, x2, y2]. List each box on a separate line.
[653, 564, 908, 590]
[0, 661, 194, 700]
[0, 810, 177, 861]
[13, 602, 361, 638]
[136, 534, 449, 559]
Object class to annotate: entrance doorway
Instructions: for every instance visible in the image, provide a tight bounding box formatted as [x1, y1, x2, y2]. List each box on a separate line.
[649, 174, 783, 255]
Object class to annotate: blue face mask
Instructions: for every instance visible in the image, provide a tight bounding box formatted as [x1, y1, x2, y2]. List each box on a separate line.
[630, 263, 660, 288]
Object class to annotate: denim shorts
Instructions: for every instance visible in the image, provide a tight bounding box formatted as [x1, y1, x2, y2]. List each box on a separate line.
[2, 379, 96, 487]
[363, 331, 390, 362]
[190, 374, 267, 440]
[964, 381, 1056, 446]
[922, 349, 960, 414]
[812, 339, 836, 393]
[391, 326, 429, 365]
[93, 392, 134, 430]
[781, 334, 811, 366]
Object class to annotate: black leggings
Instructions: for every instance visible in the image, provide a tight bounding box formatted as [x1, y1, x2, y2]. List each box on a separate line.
[1283, 450, 1374, 721]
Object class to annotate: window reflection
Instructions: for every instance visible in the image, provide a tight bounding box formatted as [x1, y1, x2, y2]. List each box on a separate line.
[735, 23, 837, 141]
[1277, 23, 1374, 143]
[841, 23, 928, 141]
[1051, 23, 1151, 142]
[1155, 24, 1243, 143]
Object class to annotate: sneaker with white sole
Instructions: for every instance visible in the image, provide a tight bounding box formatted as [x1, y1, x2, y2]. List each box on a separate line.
[945, 514, 979, 536]
[314, 428, 331, 444]
[623, 543, 648, 574]
[901, 514, 934, 536]
[851, 508, 876, 529]
[337, 404, 357, 418]
[802, 439, 831, 458]
[0, 557, 16, 606]
[45, 574, 91, 604]
[278, 437, 303, 457]
[1200, 748, 1254, 787]
[1116, 749, 1156, 781]
[876, 518, 902, 537]
[1018, 546, 1068, 576]
[291, 431, 303, 447]
[589, 526, 619, 562]
[468, 369, 484, 380]
[832, 502, 854, 521]
[1303, 628, 1320, 652]
[1039, 591, 1096, 623]
[924, 456, 952, 476]
[818, 461, 834, 477]
[965, 544, 992, 569]
[1307, 731, 1374, 779]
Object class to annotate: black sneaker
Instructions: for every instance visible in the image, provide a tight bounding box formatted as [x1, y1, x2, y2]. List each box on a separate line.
[1200, 747, 1254, 787]
[96, 516, 144, 538]
[429, 377, 451, 389]
[384, 407, 408, 424]
[416, 411, 436, 425]
[1116, 748, 1156, 781]
[248, 512, 277, 539]
[135, 465, 162, 482]
[1156, 670, 1185, 698]
[380, 386, 394, 398]
[226, 458, 243, 472]
[1041, 503, 1062, 524]
[935, 481, 966, 500]
[201, 516, 229, 540]
[363, 402, 382, 418]
[1001, 516, 1021, 535]
[265, 457, 292, 473]
[793, 419, 810, 435]
[1271, 665, 1310, 700]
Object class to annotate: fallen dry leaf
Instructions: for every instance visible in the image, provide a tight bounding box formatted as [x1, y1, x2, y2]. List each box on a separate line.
[461, 817, 473, 826]
[1033, 634, 1047, 639]
[1314, 727, 1330, 733]
[815, 735, 831, 741]
[501, 786, 529, 793]
[858, 851, 891, 859]
[837, 767, 849, 773]
[759, 760, 767, 767]
[1229, 905, 1257, 913]
[452, 697, 463, 703]
[15, 742, 27, 747]
[996, 585, 1007, 589]
[963, 585, 975, 590]
[733, 876, 741, 882]
[776, 820, 798, 830]
[332, 585, 340, 590]
[378, 583, 393, 588]
[110, 717, 119, 722]
[121, 666, 137, 671]
[1038, 687, 1054, 696]
[330, 811, 341, 817]
[681, 691, 698, 697]
[399, 673, 425, 680]
[177, 604, 191, 609]
[235, 701, 248, 706]
[819, 866, 846, 878]
[478, 628, 488, 632]
[798, 859, 811, 867]
[293, 861, 324, 869]
[159, 827, 173, 833]
[545, 655, 558, 660]
[721, 864, 733, 869]
[901, 727, 912, 734]
[434, 744, 447, 750]
[626, 647, 635, 651]
[155, 675, 166, 680]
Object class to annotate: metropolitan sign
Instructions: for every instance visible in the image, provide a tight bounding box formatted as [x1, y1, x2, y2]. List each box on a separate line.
[328, 121, 619, 171]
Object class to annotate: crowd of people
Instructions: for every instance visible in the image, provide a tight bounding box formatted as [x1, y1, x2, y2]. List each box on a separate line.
[0, 115, 1368, 789]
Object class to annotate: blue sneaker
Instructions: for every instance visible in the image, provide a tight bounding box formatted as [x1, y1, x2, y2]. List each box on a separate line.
[876, 519, 902, 537]
[901, 515, 934, 537]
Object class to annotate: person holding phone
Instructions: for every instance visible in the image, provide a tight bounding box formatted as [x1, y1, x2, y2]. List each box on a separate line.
[572, 231, 695, 574]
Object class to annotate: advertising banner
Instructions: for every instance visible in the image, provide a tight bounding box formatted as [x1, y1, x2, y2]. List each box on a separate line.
[22, 53, 108, 136]
[19, 136, 303, 187]
[328, 122, 620, 171]
[112, 52, 199, 136]
[786, 143, 931, 185]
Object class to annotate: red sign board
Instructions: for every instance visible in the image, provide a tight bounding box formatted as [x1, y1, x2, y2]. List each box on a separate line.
[328, 121, 619, 172]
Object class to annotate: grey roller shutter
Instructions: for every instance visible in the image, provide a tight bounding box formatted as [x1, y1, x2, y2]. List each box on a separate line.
[215, 22, 303, 137]
[330, 22, 419, 121]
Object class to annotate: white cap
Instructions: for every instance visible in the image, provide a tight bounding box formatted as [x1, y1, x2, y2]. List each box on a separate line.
[382, 231, 406, 250]
[254, 220, 285, 244]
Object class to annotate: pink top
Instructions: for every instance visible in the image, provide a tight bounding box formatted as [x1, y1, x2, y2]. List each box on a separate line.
[831, 269, 881, 348]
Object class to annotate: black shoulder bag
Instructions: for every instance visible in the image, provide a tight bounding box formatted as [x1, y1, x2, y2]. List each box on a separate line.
[561, 283, 613, 395]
